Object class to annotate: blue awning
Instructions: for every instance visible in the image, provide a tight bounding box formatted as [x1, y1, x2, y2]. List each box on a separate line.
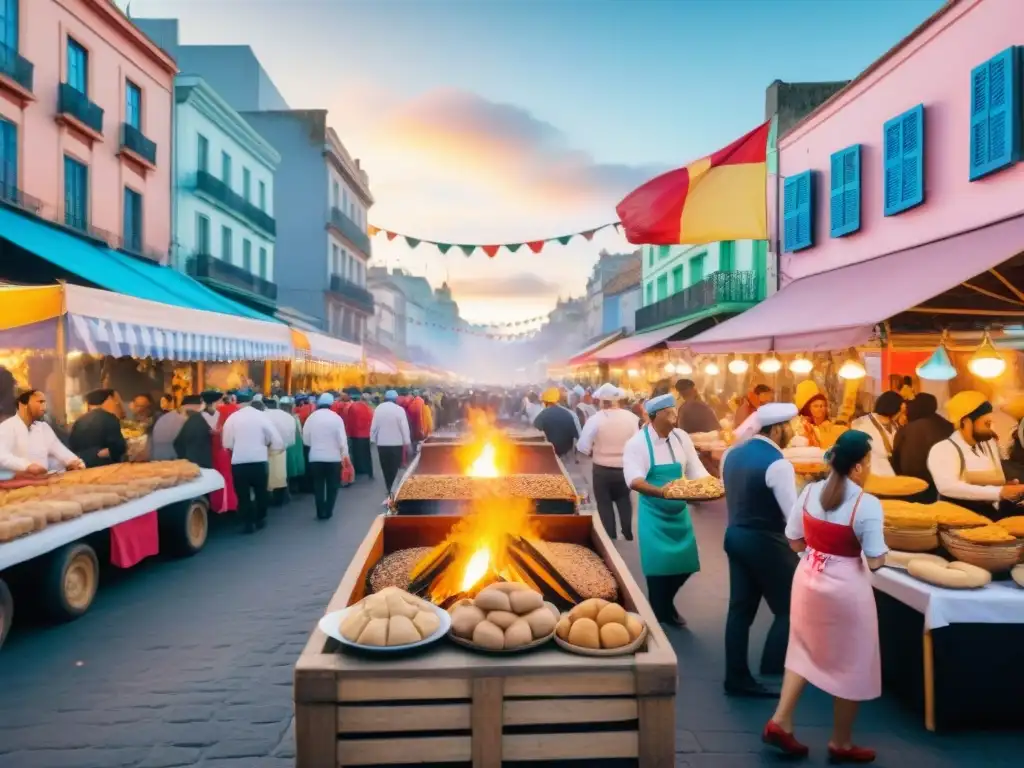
[0, 206, 278, 323]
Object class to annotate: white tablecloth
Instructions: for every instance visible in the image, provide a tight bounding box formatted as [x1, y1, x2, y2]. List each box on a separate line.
[872, 566, 1024, 630]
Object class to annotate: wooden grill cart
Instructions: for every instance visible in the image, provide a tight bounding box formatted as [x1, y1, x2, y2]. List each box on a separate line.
[295, 514, 678, 767]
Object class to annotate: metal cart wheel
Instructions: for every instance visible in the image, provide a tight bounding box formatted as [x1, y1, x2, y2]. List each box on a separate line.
[42, 542, 99, 622]
[161, 498, 209, 557]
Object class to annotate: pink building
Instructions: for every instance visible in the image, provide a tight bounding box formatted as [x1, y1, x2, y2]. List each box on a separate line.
[0, 0, 175, 261]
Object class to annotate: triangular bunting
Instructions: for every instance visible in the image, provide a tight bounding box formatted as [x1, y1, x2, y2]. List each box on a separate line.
[581, 229, 596, 241]
[368, 225, 381, 236]
[527, 241, 545, 253]
[506, 243, 523, 253]
[404, 237, 421, 249]
[436, 243, 453, 254]
[482, 245, 500, 258]
[556, 235, 573, 245]
[385, 231, 397, 241]
[458, 244, 475, 256]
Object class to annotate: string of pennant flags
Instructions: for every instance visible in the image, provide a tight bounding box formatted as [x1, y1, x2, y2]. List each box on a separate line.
[408, 317, 543, 340]
[367, 221, 623, 257]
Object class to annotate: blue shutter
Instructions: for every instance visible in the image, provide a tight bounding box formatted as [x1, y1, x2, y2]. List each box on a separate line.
[830, 144, 861, 237]
[883, 104, 925, 216]
[783, 170, 814, 252]
[970, 47, 1020, 181]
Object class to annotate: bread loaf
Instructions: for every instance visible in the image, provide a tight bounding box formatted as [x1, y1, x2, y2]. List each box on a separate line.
[907, 559, 991, 589]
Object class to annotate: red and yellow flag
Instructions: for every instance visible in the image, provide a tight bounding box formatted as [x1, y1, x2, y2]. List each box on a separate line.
[616, 120, 770, 245]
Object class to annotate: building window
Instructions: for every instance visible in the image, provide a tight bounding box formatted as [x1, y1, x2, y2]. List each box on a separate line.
[656, 274, 668, 301]
[0, 0, 19, 51]
[718, 241, 735, 272]
[970, 48, 1020, 181]
[197, 134, 209, 172]
[242, 167, 251, 202]
[688, 254, 705, 284]
[123, 187, 142, 252]
[647, 248, 653, 268]
[883, 104, 925, 216]
[63, 155, 88, 231]
[259, 247, 267, 279]
[342, 187, 348, 212]
[258, 180, 266, 211]
[221, 151, 231, 186]
[196, 213, 210, 253]
[66, 37, 88, 95]
[332, 180, 339, 209]
[125, 80, 142, 130]
[332, 243, 340, 275]
[0, 117, 16, 199]
[221, 225, 232, 263]
[829, 145, 861, 237]
[671, 265, 684, 293]
[782, 170, 814, 252]
[242, 239, 252, 271]
[659, 245, 670, 260]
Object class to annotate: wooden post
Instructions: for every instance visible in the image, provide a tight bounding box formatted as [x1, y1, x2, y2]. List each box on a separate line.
[471, 677, 504, 768]
[285, 360, 293, 394]
[923, 630, 936, 732]
[263, 360, 272, 395]
[195, 361, 205, 393]
[54, 298, 68, 427]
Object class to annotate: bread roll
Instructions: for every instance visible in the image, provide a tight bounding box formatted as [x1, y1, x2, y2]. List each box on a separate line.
[486, 610, 518, 630]
[886, 550, 948, 568]
[474, 587, 512, 612]
[0, 520, 19, 542]
[489, 581, 530, 593]
[387, 615, 421, 646]
[451, 604, 486, 638]
[364, 593, 390, 619]
[357, 617, 388, 646]
[907, 559, 991, 588]
[508, 589, 544, 615]
[385, 590, 418, 619]
[544, 601, 559, 620]
[340, 610, 371, 642]
[555, 616, 571, 640]
[1012, 565, 1024, 588]
[472, 620, 505, 650]
[413, 610, 441, 638]
[596, 603, 627, 628]
[567, 617, 600, 649]
[504, 618, 533, 649]
[948, 561, 992, 587]
[523, 606, 557, 639]
[568, 598, 606, 623]
[599, 622, 631, 649]
[625, 614, 645, 641]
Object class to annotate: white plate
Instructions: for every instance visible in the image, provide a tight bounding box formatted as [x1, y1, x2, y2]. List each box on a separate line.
[319, 601, 451, 653]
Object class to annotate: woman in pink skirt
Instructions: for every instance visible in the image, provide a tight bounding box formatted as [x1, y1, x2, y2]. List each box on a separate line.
[763, 430, 887, 764]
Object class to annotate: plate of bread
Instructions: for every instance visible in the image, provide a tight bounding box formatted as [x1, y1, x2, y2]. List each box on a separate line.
[320, 587, 450, 652]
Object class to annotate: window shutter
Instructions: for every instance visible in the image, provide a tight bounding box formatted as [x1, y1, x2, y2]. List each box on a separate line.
[830, 145, 861, 237]
[782, 175, 798, 252]
[783, 171, 813, 251]
[970, 47, 1020, 181]
[884, 104, 925, 216]
[829, 151, 844, 236]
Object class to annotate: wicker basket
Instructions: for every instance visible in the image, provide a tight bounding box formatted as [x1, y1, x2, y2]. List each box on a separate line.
[939, 530, 1024, 573]
[883, 525, 939, 552]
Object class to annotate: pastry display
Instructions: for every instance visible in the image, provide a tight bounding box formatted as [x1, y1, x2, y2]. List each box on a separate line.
[996, 516, 1024, 537]
[554, 598, 646, 654]
[906, 559, 992, 589]
[448, 583, 558, 651]
[955, 524, 1018, 544]
[663, 476, 725, 501]
[864, 475, 928, 497]
[884, 550, 949, 569]
[930, 501, 991, 529]
[339, 587, 443, 647]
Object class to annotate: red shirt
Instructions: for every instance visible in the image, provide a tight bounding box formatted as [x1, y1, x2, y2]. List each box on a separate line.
[345, 401, 373, 439]
[296, 403, 314, 425]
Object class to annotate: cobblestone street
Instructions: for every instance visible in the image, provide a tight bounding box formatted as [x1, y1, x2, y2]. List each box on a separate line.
[0, 456, 1021, 767]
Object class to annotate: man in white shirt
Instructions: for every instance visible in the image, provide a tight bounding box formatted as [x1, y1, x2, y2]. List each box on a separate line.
[577, 384, 639, 540]
[265, 398, 298, 507]
[371, 389, 411, 496]
[0, 389, 84, 476]
[222, 392, 283, 533]
[850, 391, 903, 477]
[302, 393, 350, 520]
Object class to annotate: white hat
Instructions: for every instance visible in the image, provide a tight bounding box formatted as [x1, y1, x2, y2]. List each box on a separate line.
[594, 383, 617, 401]
[756, 402, 798, 427]
[644, 393, 675, 416]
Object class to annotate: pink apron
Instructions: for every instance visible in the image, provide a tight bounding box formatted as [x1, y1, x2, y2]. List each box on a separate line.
[786, 491, 881, 701]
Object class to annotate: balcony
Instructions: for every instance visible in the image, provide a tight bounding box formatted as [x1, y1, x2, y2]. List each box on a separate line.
[0, 41, 33, 96]
[194, 170, 276, 236]
[187, 253, 278, 308]
[0, 180, 42, 215]
[329, 274, 375, 314]
[329, 207, 372, 256]
[57, 82, 103, 137]
[120, 123, 157, 167]
[635, 270, 760, 332]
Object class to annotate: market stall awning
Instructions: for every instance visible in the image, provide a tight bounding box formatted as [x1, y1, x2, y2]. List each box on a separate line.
[677, 214, 1024, 353]
[593, 318, 703, 361]
[566, 329, 625, 365]
[368, 357, 399, 375]
[304, 331, 363, 365]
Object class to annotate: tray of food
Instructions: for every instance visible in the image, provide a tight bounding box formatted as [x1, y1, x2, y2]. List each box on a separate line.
[448, 583, 558, 653]
[553, 598, 647, 657]
[320, 587, 449, 652]
[663, 476, 725, 501]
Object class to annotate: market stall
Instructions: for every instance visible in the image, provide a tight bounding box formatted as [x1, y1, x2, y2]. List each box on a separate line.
[294, 331, 365, 392]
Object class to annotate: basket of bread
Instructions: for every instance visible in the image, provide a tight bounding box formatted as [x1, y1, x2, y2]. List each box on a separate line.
[930, 501, 992, 530]
[880, 501, 939, 552]
[554, 598, 647, 657]
[783, 443, 827, 477]
[663, 476, 724, 502]
[320, 587, 449, 651]
[939, 526, 1024, 573]
[864, 475, 929, 498]
[448, 583, 558, 653]
[995, 516, 1024, 539]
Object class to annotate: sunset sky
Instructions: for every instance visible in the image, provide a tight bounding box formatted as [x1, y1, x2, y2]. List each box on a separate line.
[121, 0, 943, 324]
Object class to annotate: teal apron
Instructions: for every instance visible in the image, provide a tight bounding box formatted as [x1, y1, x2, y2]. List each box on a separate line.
[638, 426, 700, 576]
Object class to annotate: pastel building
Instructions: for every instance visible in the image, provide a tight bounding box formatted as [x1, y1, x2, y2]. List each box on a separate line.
[173, 74, 280, 314]
[0, 0, 175, 272]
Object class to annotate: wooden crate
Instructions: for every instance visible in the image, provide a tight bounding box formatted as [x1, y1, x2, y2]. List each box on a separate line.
[295, 514, 678, 768]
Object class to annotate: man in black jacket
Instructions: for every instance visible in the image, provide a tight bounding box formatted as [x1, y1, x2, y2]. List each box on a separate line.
[69, 389, 127, 467]
[174, 395, 213, 468]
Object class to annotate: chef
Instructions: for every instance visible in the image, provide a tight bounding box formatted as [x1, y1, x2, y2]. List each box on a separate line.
[622, 393, 709, 627]
[927, 390, 1024, 520]
[200, 390, 223, 430]
[0, 389, 84, 475]
[720, 403, 800, 698]
[850, 391, 904, 477]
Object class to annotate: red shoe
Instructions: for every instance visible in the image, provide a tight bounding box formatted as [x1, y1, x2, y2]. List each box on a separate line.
[828, 745, 876, 764]
[762, 720, 809, 758]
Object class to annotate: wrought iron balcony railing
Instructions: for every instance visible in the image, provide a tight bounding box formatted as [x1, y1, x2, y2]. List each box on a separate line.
[187, 253, 278, 303]
[635, 270, 760, 332]
[328, 274, 374, 314]
[329, 207, 372, 256]
[58, 82, 104, 134]
[0, 41, 33, 93]
[194, 171, 276, 236]
[120, 123, 157, 166]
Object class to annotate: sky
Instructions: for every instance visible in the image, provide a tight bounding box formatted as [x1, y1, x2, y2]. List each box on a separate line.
[120, 0, 945, 325]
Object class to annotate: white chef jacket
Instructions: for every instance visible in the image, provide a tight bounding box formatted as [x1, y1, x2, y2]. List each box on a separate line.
[622, 425, 709, 488]
[720, 435, 799, 521]
[370, 401, 411, 447]
[576, 408, 640, 468]
[0, 414, 80, 472]
[221, 406, 283, 465]
[927, 431, 1002, 506]
[201, 410, 220, 430]
[302, 408, 349, 463]
[850, 414, 897, 476]
[266, 409, 298, 449]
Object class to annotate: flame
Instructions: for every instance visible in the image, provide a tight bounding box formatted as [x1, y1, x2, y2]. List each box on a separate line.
[467, 442, 499, 477]
[460, 548, 491, 592]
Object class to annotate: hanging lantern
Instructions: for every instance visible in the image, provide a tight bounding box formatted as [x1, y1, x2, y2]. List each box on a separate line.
[627, 368, 639, 378]
[758, 354, 782, 374]
[968, 332, 1006, 380]
[676, 360, 693, 375]
[915, 343, 957, 381]
[704, 361, 720, 376]
[789, 355, 813, 375]
[727, 357, 748, 375]
[664, 362, 676, 374]
[837, 348, 867, 380]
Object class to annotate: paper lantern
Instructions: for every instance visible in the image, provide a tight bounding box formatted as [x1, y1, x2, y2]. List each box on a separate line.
[704, 362, 720, 376]
[758, 355, 782, 374]
[968, 333, 1006, 380]
[915, 345, 957, 381]
[789, 356, 813, 375]
[727, 358, 749, 374]
[837, 349, 866, 380]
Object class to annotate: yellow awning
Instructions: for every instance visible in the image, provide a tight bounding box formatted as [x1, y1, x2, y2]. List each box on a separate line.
[0, 285, 64, 330]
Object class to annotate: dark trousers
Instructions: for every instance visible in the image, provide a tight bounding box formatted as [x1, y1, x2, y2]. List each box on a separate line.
[309, 461, 341, 519]
[232, 461, 269, 528]
[592, 463, 633, 540]
[646, 573, 692, 622]
[350, 437, 373, 478]
[723, 526, 798, 684]
[378, 445, 404, 494]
